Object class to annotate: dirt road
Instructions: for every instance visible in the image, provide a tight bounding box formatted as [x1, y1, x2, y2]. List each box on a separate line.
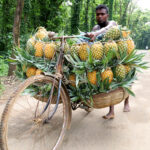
[0, 50, 150, 150]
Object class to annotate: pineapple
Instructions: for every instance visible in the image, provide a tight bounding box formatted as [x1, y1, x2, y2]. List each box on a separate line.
[103, 41, 118, 55]
[122, 30, 130, 38]
[117, 40, 128, 53]
[64, 42, 70, 54]
[87, 71, 97, 85]
[26, 67, 37, 78]
[104, 26, 121, 40]
[35, 30, 47, 40]
[115, 64, 126, 80]
[37, 26, 47, 33]
[124, 65, 131, 74]
[69, 74, 76, 87]
[35, 69, 43, 75]
[78, 43, 90, 61]
[27, 36, 36, 51]
[101, 68, 113, 83]
[44, 43, 56, 59]
[126, 39, 135, 54]
[70, 44, 80, 57]
[91, 42, 103, 59]
[34, 41, 44, 57]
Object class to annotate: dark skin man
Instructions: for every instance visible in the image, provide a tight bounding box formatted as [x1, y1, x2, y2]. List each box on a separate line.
[86, 5, 130, 119]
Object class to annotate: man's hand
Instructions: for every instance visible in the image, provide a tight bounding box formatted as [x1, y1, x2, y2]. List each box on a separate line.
[85, 32, 97, 41]
[48, 31, 56, 38]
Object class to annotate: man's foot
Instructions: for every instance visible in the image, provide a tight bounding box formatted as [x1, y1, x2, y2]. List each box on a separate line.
[123, 96, 130, 112]
[123, 105, 130, 112]
[102, 113, 114, 119]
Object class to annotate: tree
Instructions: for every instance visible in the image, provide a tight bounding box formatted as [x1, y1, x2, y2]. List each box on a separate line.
[71, 0, 82, 34]
[8, 0, 24, 76]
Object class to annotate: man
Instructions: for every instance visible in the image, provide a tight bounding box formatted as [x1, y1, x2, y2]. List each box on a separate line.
[86, 5, 130, 119]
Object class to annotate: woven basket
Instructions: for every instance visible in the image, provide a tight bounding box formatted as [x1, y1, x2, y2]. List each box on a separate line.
[86, 87, 129, 109]
[34, 87, 128, 108]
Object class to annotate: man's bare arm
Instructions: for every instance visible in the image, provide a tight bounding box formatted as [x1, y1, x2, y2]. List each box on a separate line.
[92, 25, 100, 32]
[94, 21, 118, 36]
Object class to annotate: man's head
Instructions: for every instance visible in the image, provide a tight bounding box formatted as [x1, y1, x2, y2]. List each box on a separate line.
[96, 5, 109, 24]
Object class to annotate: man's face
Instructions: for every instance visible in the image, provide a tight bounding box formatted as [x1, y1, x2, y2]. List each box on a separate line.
[96, 9, 108, 24]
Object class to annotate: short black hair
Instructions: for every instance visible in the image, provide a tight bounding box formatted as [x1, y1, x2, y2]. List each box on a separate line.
[96, 5, 109, 14]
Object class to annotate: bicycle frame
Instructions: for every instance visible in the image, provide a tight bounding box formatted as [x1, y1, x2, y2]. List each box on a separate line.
[40, 36, 78, 123]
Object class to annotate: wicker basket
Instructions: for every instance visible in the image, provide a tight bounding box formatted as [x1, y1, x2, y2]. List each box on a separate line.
[34, 87, 128, 108]
[86, 87, 129, 109]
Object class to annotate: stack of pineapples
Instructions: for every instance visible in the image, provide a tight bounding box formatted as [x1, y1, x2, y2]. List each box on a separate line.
[13, 26, 147, 104]
[64, 26, 147, 102]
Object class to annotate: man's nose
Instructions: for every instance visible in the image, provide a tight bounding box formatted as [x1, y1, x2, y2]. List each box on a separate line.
[98, 15, 102, 19]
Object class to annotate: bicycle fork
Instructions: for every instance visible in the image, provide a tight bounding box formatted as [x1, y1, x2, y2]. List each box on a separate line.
[41, 37, 65, 123]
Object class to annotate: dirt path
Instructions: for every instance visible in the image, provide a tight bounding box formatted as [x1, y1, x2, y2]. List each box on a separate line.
[0, 50, 150, 150]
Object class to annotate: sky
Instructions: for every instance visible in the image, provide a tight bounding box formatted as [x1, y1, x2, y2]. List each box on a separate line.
[137, 0, 150, 10]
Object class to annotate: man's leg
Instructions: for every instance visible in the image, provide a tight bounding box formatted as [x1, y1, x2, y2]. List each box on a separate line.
[102, 105, 114, 119]
[123, 96, 130, 112]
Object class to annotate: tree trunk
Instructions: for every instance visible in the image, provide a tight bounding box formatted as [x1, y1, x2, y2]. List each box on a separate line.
[84, 0, 90, 32]
[8, 0, 24, 76]
[71, 0, 82, 34]
[109, 0, 114, 20]
[90, 0, 96, 30]
[121, 0, 131, 26]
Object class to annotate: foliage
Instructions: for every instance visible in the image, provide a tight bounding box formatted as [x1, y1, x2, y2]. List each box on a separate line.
[0, 57, 9, 76]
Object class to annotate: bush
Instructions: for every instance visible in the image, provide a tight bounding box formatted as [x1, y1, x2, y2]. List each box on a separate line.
[0, 57, 9, 76]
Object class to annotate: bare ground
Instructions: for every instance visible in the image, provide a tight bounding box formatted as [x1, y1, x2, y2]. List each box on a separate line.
[0, 50, 150, 150]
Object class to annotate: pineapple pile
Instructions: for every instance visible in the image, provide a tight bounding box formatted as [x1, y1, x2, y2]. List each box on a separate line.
[64, 26, 147, 103]
[13, 26, 147, 105]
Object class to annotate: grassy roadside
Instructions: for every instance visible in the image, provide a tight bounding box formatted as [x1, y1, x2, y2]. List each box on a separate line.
[0, 58, 9, 95]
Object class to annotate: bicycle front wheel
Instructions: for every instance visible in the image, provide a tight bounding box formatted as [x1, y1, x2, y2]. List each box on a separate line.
[0, 75, 72, 150]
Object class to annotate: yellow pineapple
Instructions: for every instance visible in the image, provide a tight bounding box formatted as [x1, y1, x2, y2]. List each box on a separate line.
[26, 36, 36, 51]
[69, 74, 76, 87]
[44, 43, 56, 59]
[117, 40, 128, 53]
[124, 65, 131, 74]
[87, 71, 97, 85]
[26, 67, 37, 78]
[104, 26, 121, 40]
[70, 44, 80, 57]
[64, 42, 70, 54]
[115, 64, 126, 80]
[122, 30, 130, 38]
[126, 39, 135, 54]
[34, 41, 44, 57]
[91, 42, 103, 59]
[78, 43, 90, 61]
[103, 41, 118, 55]
[35, 69, 43, 75]
[35, 30, 47, 40]
[101, 68, 113, 83]
[37, 26, 47, 33]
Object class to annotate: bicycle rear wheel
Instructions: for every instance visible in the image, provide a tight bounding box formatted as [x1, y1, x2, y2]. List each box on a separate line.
[0, 75, 72, 150]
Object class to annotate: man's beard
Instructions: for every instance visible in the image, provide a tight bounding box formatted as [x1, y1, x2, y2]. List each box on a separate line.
[98, 21, 108, 28]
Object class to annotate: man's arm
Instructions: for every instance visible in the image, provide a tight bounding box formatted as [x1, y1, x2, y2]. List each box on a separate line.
[87, 21, 118, 41]
[94, 21, 117, 35]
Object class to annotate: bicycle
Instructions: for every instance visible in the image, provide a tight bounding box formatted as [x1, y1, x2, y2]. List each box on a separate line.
[0, 35, 129, 150]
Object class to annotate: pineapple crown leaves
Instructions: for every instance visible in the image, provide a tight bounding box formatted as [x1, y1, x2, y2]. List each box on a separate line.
[120, 50, 149, 70]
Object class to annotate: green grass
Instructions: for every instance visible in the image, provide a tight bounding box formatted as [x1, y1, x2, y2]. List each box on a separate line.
[0, 58, 9, 76]
[0, 57, 8, 95]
